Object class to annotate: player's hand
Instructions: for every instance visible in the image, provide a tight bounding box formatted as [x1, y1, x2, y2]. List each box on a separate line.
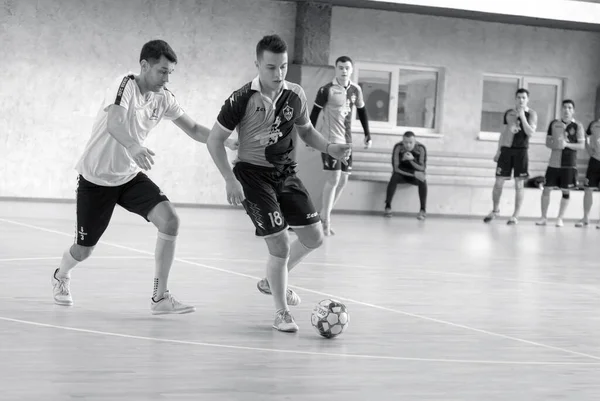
[127, 143, 155, 170]
[225, 177, 245, 206]
[403, 152, 414, 161]
[327, 143, 352, 163]
[225, 138, 239, 151]
[493, 152, 500, 162]
[364, 134, 372, 149]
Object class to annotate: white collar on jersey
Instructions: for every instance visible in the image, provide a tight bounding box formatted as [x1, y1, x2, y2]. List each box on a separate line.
[251, 76, 289, 93]
[332, 77, 353, 89]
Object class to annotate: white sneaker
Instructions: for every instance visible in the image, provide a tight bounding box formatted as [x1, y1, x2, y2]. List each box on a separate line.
[535, 218, 547, 226]
[150, 291, 195, 315]
[52, 268, 73, 306]
[272, 309, 298, 332]
[256, 278, 301, 306]
[556, 218, 564, 227]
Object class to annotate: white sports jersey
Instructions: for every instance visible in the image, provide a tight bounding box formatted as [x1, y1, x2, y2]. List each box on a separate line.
[75, 73, 184, 186]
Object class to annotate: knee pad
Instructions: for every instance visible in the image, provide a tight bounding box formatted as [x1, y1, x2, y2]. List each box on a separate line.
[562, 192, 570, 200]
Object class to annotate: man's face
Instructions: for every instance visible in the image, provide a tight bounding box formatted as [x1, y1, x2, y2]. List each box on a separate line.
[335, 61, 353, 83]
[256, 50, 288, 93]
[590, 121, 600, 137]
[516, 92, 529, 108]
[141, 55, 175, 92]
[402, 135, 416, 151]
[561, 102, 574, 120]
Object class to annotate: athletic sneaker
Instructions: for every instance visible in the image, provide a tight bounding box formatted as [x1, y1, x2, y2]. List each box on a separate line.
[52, 268, 73, 306]
[384, 205, 392, 217]
[273, 309, 298, 332]
[506, 216, 518, 225]
[483, 210, 499, 223]
[575, 219, 589, 228]
[417, 210, 426, 220]
[257, 278, 301, 306]
[536, 218, 547, 226]
[555, 218, 564, 227]
[150, 291, 196, 315]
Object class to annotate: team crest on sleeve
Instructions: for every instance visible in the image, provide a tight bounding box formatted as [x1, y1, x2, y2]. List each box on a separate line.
[283, 104, 294, 121]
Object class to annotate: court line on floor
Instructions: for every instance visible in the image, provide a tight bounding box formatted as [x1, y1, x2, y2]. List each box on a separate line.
[2, 217, 600, 362]
[0, 256, 151, 262]
[1, 316, 598, 366]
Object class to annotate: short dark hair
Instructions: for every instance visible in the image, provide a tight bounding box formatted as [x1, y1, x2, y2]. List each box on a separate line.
[515, 88, 529, 97]
[140, 40, 177, 65]
[335, 56, 353, 66]
[586, 120, 600, 136]
[403, 131, 415, 138]
[562, 99, 575, 108]
[256, 34, 287, 60]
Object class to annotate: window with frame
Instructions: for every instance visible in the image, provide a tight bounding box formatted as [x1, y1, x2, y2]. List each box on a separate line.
[353, 63, 442, 135]
[480, 74, 563, 136]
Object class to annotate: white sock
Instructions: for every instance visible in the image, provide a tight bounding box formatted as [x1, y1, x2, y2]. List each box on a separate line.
[57, 248, 79, 278]
[267, 254, 289, 312]
[287, 239, 314, 273]
[153, 232, 177, 301]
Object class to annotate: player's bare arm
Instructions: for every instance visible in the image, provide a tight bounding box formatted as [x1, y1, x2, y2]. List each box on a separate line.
[295, 123, 351, 162]
[173, 113, 239, 150]
[107, 105, 155, 170]
[519, 108, 537, 136]
[207, 123, 245, 205]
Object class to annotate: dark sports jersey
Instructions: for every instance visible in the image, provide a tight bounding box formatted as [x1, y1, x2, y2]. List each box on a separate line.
[546, 119, 584, 168]
[216, 77, 310, 170]
[392, 141, 427, 176]
[313, 79, 365, 144]
[503, 109, 534, 149]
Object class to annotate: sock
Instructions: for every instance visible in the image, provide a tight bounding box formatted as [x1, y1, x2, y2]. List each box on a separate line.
[583, 189, 593, 221]
[287, 239, 314, 273]
[513, 186, 524, 218]
[153, 232, 177, 301]
[541, 190, 551, 219]
[57, 248, 79, 278]
[267, 254, 289, 312]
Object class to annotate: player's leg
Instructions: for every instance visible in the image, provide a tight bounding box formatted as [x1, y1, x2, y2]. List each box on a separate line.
[331, 153, 353, 208]
[320, 153, 341, 236]
[117, 173, 193, 315]
[484, 149, 510, 223]
[578, 158, 600, 227]
[537, 167, 557, 226]
[233, 163, 298, 332]
[53, 175, 118, 306]
[556, 168, 577, 227]
[384, 172, 405, 217]
[508, 149, 529, 225]
[416, 178, 427, 220]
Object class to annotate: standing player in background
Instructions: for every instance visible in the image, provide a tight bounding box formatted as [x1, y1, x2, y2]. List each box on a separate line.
[51, 40, 238, 314]
[483, 89, 537, 225]
[207, 35, 351, 333]
[575, 119, 600, 228]
[310, 56, 371, 236]
[536, 100, 584, 227]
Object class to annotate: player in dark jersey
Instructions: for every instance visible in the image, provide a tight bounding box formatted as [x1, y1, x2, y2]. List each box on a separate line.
[207, 35, 351, 333]
[310, 56, 371, 236]
[576, 119, 600, 228]
[536, 99, 584, 226]
[384, 131, 427, 219]
[483, 88, 538, 225]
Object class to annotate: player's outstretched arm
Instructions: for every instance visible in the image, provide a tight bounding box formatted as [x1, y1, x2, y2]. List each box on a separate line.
[173, 114, 239, 150]
[107, 105, 155, 170]
[207, 123, 245, 205]
[296, 123, 351, 162]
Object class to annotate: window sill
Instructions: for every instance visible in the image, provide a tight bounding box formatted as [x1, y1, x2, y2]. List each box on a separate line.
[477, 131, 546, 145]
[352, 126, 444, 139]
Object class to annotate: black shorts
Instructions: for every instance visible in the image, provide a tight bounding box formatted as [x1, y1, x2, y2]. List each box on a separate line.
[496, 147, 529, 179]
[322, 152, 352, 173]
[233, 162, 320, 237]
[75, 173, 169, 246]
[544, 167, 578, 189]
[585, 157, 600, 188]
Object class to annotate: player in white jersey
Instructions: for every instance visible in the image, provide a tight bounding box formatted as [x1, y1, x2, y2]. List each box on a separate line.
[51, 40, 237, 314]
